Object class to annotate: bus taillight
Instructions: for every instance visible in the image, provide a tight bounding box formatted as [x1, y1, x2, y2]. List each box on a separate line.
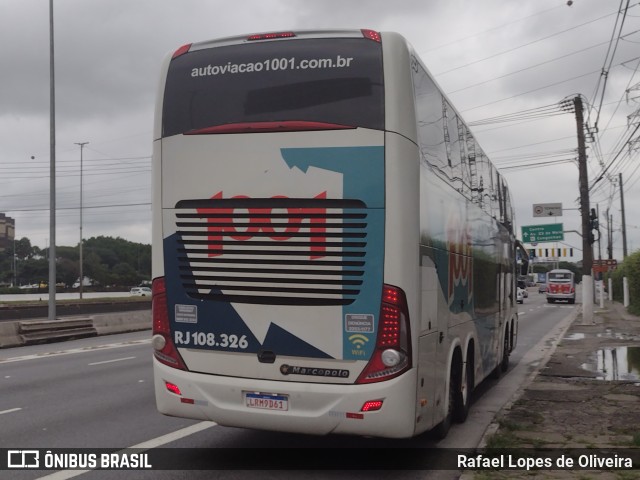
[356, 284, 412, 384]
[171, 44, 192, 59]
[247, 32, 296, 41]
[361, 29, 381, 42]
[152, 277, 187, 370]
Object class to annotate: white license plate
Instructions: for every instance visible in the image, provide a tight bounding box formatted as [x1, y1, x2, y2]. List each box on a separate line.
[244, 392, 289, 411]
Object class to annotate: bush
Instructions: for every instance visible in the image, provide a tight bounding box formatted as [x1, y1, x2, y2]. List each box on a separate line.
[607, 250, 640, 315]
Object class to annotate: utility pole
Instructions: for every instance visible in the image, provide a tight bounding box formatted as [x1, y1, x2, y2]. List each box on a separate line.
[574, 96, 594, 324]
[607, 208, 613, 260]
[619, 173, 628, 258]
[596, 204, 602, 262]
[75, 141, 88, 300]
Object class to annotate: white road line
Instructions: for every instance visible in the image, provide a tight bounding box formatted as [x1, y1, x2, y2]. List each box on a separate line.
[36, 421, 216, 480]
[0, 407, 22, 415]
[88, 356, 136, 366]
[0, 339, 151, 364]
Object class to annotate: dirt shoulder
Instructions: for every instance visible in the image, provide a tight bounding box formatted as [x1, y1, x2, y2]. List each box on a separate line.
[469, 300, 640, 479]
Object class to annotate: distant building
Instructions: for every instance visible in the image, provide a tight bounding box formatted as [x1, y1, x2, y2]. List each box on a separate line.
[0, 213, 15, 251]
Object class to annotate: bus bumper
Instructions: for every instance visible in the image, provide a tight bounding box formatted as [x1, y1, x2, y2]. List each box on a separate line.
[154, 358, 418, 438]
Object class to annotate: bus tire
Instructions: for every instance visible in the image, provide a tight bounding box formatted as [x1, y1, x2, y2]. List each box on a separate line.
[500, 329, 510, 373]
[433, 367, 455, 439]
[453, 357, 473, 423]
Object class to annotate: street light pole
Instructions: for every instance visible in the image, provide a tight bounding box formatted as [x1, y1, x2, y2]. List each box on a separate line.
[48, 0, 56, 320]
[75, 142, 88, 299]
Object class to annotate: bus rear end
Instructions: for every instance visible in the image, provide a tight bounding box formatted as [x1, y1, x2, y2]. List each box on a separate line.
[151, 30, 417, 438]
[546, 269, 576, 304]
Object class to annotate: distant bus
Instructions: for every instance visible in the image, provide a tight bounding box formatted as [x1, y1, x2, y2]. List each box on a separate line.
[546, 269, 576, 304]
[151, 29, 528, 439]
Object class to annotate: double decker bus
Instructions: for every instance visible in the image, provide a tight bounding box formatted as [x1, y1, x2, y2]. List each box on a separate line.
[151, 29, 528, 439]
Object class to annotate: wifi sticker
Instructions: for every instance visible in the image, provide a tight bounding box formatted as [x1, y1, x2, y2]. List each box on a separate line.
[348, 334, 369, 349]
[344, 314, 375, 359]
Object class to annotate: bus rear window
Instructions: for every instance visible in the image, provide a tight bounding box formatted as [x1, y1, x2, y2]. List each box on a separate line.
[162, 38, 384, 137]
[548, 272, 572, 281]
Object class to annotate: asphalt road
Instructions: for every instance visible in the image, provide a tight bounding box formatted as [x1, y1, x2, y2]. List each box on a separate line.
[0, 290, 577, 480]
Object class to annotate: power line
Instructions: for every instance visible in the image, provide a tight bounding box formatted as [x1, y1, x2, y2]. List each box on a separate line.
[467, 103, 567, 126]
[435, 10, 620, 76]
[590, 0, 632, 131]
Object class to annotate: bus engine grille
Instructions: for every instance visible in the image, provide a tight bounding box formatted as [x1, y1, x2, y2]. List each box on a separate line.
[173, 197, 368, 306]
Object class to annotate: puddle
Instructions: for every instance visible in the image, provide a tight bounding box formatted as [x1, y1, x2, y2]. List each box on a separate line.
[581, 346, 640, 381]
[596, 329, 637, 341]
[564, 333, 586, 340]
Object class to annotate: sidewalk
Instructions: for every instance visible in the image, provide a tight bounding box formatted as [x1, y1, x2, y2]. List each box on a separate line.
[470, 300, 640, 478]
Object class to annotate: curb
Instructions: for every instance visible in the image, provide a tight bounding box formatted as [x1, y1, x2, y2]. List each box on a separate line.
[476, 306, 580, 450]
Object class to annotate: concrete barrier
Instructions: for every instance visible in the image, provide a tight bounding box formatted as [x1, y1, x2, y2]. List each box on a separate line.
[19, 317, 97, 345]
[0, 321, 21, 349]
[0, 310, 151, 349]
[92, 310, 151, 335]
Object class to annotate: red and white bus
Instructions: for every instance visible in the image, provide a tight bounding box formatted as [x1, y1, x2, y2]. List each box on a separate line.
[546, 269, 576, 304]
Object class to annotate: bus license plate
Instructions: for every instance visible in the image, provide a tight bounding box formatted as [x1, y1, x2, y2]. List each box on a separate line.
[244, 392, 289, 411]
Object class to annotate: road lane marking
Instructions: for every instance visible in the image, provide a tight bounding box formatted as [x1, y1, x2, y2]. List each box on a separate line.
[88, 356, 136, 366]
[36, 421, 217, 480]
[0, 339, 151, 364]
[0, 407, 22, 415]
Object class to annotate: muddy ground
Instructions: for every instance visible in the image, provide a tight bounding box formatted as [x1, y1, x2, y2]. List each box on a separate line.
[471, 301, 640, 479]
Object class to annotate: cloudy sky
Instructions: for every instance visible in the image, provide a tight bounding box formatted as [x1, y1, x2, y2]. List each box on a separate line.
[1, 0, 639, 264]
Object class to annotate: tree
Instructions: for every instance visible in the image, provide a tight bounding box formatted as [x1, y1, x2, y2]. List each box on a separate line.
[0, 235, 151, 290]
[14, 237, 33, 260]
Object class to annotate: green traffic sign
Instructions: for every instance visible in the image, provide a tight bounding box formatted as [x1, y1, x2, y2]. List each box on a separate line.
[521, 223, 564, 243]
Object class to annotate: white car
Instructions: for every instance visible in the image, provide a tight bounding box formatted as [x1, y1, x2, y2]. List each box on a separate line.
[517, 288, 524, 304]
[130, 287, 152, 296]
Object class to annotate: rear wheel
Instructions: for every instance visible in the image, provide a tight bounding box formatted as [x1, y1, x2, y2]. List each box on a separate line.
[453, 358, 473, 423]
[500, 330, 510, 372]
[433, 367, 455, 439]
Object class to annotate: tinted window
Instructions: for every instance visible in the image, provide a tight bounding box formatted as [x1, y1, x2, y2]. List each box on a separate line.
[162, 38, 384, 137]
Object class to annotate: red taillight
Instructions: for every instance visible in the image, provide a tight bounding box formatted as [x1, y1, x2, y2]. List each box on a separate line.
[185, 121, 355, 135]
[361, 400, 384, 412]
[172, 43, 192, 59]
[247, 32, 296, 41]
[356, 284, 412, 384]
[361, 29, 381, 43]
[152, 277, 187, 370]
[165, 381, 181, 395]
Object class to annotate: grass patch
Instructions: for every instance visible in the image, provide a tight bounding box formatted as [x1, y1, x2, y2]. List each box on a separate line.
[485, 430, 522, 449]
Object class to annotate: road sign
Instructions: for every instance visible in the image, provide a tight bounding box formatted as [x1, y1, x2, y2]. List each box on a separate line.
[533, 203, 562, 217]
[521, 223, 564, 243]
